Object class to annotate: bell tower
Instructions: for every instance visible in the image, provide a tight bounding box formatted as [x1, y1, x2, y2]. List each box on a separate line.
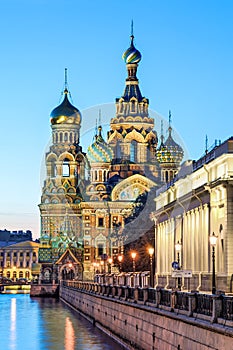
[39, 70, 86, 263]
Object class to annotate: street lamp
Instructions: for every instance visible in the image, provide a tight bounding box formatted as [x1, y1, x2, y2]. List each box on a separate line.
[118, 255, 123, 272]
[131, 252, 136, 272]
[209, 232, 218, 294]
[148, 247, 154, 288]
[175, 241, 182, 290]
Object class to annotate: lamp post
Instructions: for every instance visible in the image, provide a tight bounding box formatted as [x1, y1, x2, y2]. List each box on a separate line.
[131, 252, 136, 272]
[175, 241, 182, 290]
[148, 247, 154, 287]
[118, 255, 123, 272]
[209, 232, 218, 294]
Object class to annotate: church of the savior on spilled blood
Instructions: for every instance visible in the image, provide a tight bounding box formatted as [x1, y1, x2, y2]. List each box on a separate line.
[38, 32, 184, 281]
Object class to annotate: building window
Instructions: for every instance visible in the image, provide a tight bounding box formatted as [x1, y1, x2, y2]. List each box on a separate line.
[62, 159, 70, 177]
[7, 271, 10, 278]
[97, 244, 104, 257]
[130, 141, 137, 163]
[98, 218, 104, 227]
[19, 271, 23, 278]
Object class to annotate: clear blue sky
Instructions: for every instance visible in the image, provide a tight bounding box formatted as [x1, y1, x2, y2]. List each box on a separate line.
[0, 0, 233, 238]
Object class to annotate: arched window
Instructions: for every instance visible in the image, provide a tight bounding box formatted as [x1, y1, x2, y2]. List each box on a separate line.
[62, 159, 70, 177]
[130, 141, 137, 163]
[116, 141, 121, 160]
[64, 132, 68, 142]
[51, 160, 56, 178]
[59, 133, 63, 142]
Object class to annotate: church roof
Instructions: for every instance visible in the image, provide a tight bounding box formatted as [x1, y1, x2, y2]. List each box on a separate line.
[87, 125, 113, 163]
[50, 88, 81, 125]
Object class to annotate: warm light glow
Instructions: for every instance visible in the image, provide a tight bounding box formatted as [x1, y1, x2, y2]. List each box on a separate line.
[210, 232, 218, 246]
[148, 247, 154, 256]
[118, 255, 123, 262]
[100, 261, 104, 266]
[175, 241, 182, 252]
[68, 263, 73, 268]
[108, 258, 113, 264]
[131, 252, 136, 260]
[65, 317, 75, 350]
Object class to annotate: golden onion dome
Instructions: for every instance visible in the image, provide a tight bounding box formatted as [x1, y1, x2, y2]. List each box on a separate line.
[50, 89, 81, 125]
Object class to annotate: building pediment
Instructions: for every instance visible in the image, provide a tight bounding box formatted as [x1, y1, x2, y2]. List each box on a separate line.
[55, 248, 81, 265]
[111, 174, 156, 201]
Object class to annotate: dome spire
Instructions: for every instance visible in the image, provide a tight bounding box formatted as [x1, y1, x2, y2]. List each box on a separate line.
[64, 68, 68, 92]
[131, 19, 134, 44]
[168, 110, 172, 136]
[122, 23, 141, 65]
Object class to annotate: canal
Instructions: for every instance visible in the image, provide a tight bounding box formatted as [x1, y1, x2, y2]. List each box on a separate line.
[0, 294, 123, 350]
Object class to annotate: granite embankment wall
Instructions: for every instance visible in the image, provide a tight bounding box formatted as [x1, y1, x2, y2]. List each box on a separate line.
[60, 282, 233, 350]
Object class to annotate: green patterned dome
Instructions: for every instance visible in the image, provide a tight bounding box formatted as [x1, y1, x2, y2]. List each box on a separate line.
[157, 128, 184, 164]
[122, 35, 142, 64]
[87, 126, 113, 163]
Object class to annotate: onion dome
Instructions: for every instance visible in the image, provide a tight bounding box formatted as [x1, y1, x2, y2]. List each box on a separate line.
[122, 34, 142, 64]
[87, 126, 113, 163]
[50, 89, 81, 125]
[157, 118, 184, 165]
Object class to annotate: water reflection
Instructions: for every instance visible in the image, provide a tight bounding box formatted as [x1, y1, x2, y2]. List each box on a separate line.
[65, 317, 75, 350]
[0, 295, 122, 350]
[10, 298, 16, 349]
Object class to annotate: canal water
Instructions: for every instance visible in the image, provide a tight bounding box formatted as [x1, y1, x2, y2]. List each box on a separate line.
[0, 294, 123, 350]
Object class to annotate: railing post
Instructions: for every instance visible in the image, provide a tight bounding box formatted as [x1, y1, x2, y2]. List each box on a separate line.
[170, 290, 175, 310]
[134, 288, 138, 302]
[144, 288, 149, 303]
[212, 294, 223, 323]
[188, 292, 196, 316]
[155, 288, 161, 307]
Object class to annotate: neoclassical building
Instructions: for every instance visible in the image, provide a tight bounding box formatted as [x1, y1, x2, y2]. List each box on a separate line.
[0, 241, 40, 281]
[152, 138, 233, 292]
[39, 33, 183, 281]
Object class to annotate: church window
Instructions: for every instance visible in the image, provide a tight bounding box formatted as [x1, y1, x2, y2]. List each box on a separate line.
[131, 100, 135, 112]
[59, 133, 63, 142]
[64, 132, 68, 142]
[98, 218, 104, 227]
[97, 244, 104, 256]
[130, 141, 137, 163]
[19, 271, 23, 278]
[69, 133, 73, 143]
[62, 159, 70, 177]
[55, 133, 58, 143]
[116, 141, 121, 160]
[51, 160, 56, 178]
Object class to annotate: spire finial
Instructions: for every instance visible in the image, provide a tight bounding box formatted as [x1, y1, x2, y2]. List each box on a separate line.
[168, 110, 172, 136]
[98, 109, 101, 126]
[205, 135, 208, 154]
[130, 20, 134, 44]
[64, 68, 68, 94]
